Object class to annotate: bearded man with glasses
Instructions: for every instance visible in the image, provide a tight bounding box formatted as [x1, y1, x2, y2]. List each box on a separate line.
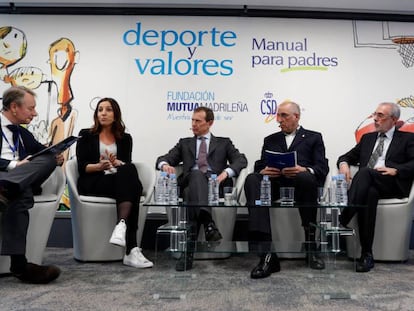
[337, 102, 414, 272]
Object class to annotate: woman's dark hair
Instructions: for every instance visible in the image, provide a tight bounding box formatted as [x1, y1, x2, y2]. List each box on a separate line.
[90, 97, 125, 139]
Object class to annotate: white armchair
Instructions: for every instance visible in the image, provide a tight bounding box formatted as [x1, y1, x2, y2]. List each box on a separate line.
[346, 176, 414, 261]
[0, 167, 66, 274]
[66, 159, 155, 262]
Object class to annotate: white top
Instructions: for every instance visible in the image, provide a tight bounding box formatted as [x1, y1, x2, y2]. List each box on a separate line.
[100, 141, 118, 174]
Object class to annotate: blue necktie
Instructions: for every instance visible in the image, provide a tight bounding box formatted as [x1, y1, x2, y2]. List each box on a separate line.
[7, 124, 27, 160]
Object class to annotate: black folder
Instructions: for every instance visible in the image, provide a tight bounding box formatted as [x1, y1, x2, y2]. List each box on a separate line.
[29, 136, 80, 160]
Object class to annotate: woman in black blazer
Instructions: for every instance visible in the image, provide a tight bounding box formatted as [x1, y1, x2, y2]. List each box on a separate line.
[76, 97, 152, 269]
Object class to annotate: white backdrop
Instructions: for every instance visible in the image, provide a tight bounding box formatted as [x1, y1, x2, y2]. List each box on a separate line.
[1, 15, 414, 179]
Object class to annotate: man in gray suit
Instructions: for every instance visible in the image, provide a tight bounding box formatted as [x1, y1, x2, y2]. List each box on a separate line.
[156, 106, 247, 271]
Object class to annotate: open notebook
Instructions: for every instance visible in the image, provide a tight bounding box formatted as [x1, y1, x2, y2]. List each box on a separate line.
[28, 136, 80, 160]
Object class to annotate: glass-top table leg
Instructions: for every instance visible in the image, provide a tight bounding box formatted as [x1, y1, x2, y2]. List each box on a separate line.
[154, 224, 196, 300]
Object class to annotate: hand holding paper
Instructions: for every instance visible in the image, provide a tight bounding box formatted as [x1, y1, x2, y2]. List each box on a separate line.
[264, 150, 297, 169]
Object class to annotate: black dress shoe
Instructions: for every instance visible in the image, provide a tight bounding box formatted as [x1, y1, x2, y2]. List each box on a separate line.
[175, 252, 194, 271]
[12, 263, 61, 284]
[204, 222, 223, 242]
[306, 253, 325, 270]
[356, 252, 374, 272]
[250, 253, 281, 279]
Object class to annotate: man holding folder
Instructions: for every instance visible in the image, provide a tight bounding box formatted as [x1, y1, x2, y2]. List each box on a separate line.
[244, 100, 329, 279]
[0, 86, 63, 284]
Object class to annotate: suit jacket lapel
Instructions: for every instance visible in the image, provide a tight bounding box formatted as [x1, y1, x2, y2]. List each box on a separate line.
[92, 133, 100, 158]
[386, 131, 400, 159]
[0, 120, 3, 152]
[190, 136, 197, 160]
[288, 127, 305, 151]
[208, 134, 217, 157]
[273, 132, 288, 152]
[360, 132, 380, 166]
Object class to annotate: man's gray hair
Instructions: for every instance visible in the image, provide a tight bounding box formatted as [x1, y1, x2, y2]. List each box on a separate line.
[2, 86, 36, 111]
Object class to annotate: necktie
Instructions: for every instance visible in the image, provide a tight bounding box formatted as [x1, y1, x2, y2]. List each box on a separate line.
[367, 133, 386, 168]
[7, 124, 27, 160]
[197, 136, 208, 173]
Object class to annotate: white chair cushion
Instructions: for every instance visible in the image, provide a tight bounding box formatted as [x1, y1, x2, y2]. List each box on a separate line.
[378, 198, 409, 205]
[79, 195, 116, 204]
[34, 194, 59, 203]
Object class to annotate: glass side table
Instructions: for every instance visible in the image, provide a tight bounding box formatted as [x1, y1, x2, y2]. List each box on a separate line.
[145, 201, 361, 300]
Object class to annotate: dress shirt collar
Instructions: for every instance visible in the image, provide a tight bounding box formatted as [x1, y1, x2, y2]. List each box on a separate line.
[284, 126, 300, 149]
[380, 126, 395, 140]
[198, 132, 211, 141]
[283, 125, 301, 137]
[1, 112, 14, 129]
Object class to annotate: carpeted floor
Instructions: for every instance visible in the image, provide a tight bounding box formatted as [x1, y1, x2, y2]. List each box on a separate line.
[1, 248, 414, 311]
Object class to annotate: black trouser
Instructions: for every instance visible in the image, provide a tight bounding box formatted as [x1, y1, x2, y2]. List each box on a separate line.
[245, 171, 318, 235]
[340, 167, 404, 254]
[1, 154, 57, 255]
[179, 170, 232, 235]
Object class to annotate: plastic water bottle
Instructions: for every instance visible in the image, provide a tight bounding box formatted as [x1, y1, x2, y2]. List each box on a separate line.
[336, 174, 348, 206]
[260, 175, 271, 206]
[208, 174, 219, 205]
[330, 174, 348, 206]
[155, 171, 168, 204]
[168, 173, 178, 205]
[329, 174, 347, 230]
[329, 175, 338, 206]
[213, 175, 219, 204]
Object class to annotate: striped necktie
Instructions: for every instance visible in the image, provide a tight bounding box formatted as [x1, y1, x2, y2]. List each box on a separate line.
[367, 133, 386, 168]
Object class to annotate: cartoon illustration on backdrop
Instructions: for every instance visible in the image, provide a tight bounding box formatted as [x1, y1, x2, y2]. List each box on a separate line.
[0, 26, 27, 83]
[345, 21, 414, 141]
[1, 26, 80, 210]
[4, 66, 45, 89]
[46, 37, 79, 210]
[353, 20, 414, 68]
[47, 37, 79, 165]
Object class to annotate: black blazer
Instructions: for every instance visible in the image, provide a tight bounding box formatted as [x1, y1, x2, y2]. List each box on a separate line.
[337, 130, 414, 195]
[156, 134, 247, 179]
[254, 126, 329, 186]
[76, 128, 133, 192]
[0, 123, 45, 171]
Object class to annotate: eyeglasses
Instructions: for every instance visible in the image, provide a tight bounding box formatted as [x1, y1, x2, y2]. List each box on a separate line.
[372, 112, 391, 120]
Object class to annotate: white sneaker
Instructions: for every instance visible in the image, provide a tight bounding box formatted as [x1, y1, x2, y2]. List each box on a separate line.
[123, 247, 153, 268]
[109, 219, 126, 247]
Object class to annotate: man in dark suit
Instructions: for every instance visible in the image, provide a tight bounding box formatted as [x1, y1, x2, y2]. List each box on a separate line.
[338, 102, 414, 272]
[156, 106, 247, 271]
[244, 100, 329, 279]
[0, 86, 63, 283]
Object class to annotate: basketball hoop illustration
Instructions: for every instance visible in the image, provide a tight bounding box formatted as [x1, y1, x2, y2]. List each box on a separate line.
[353, 21, 414, 69]
[392, 37, 414, 68]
